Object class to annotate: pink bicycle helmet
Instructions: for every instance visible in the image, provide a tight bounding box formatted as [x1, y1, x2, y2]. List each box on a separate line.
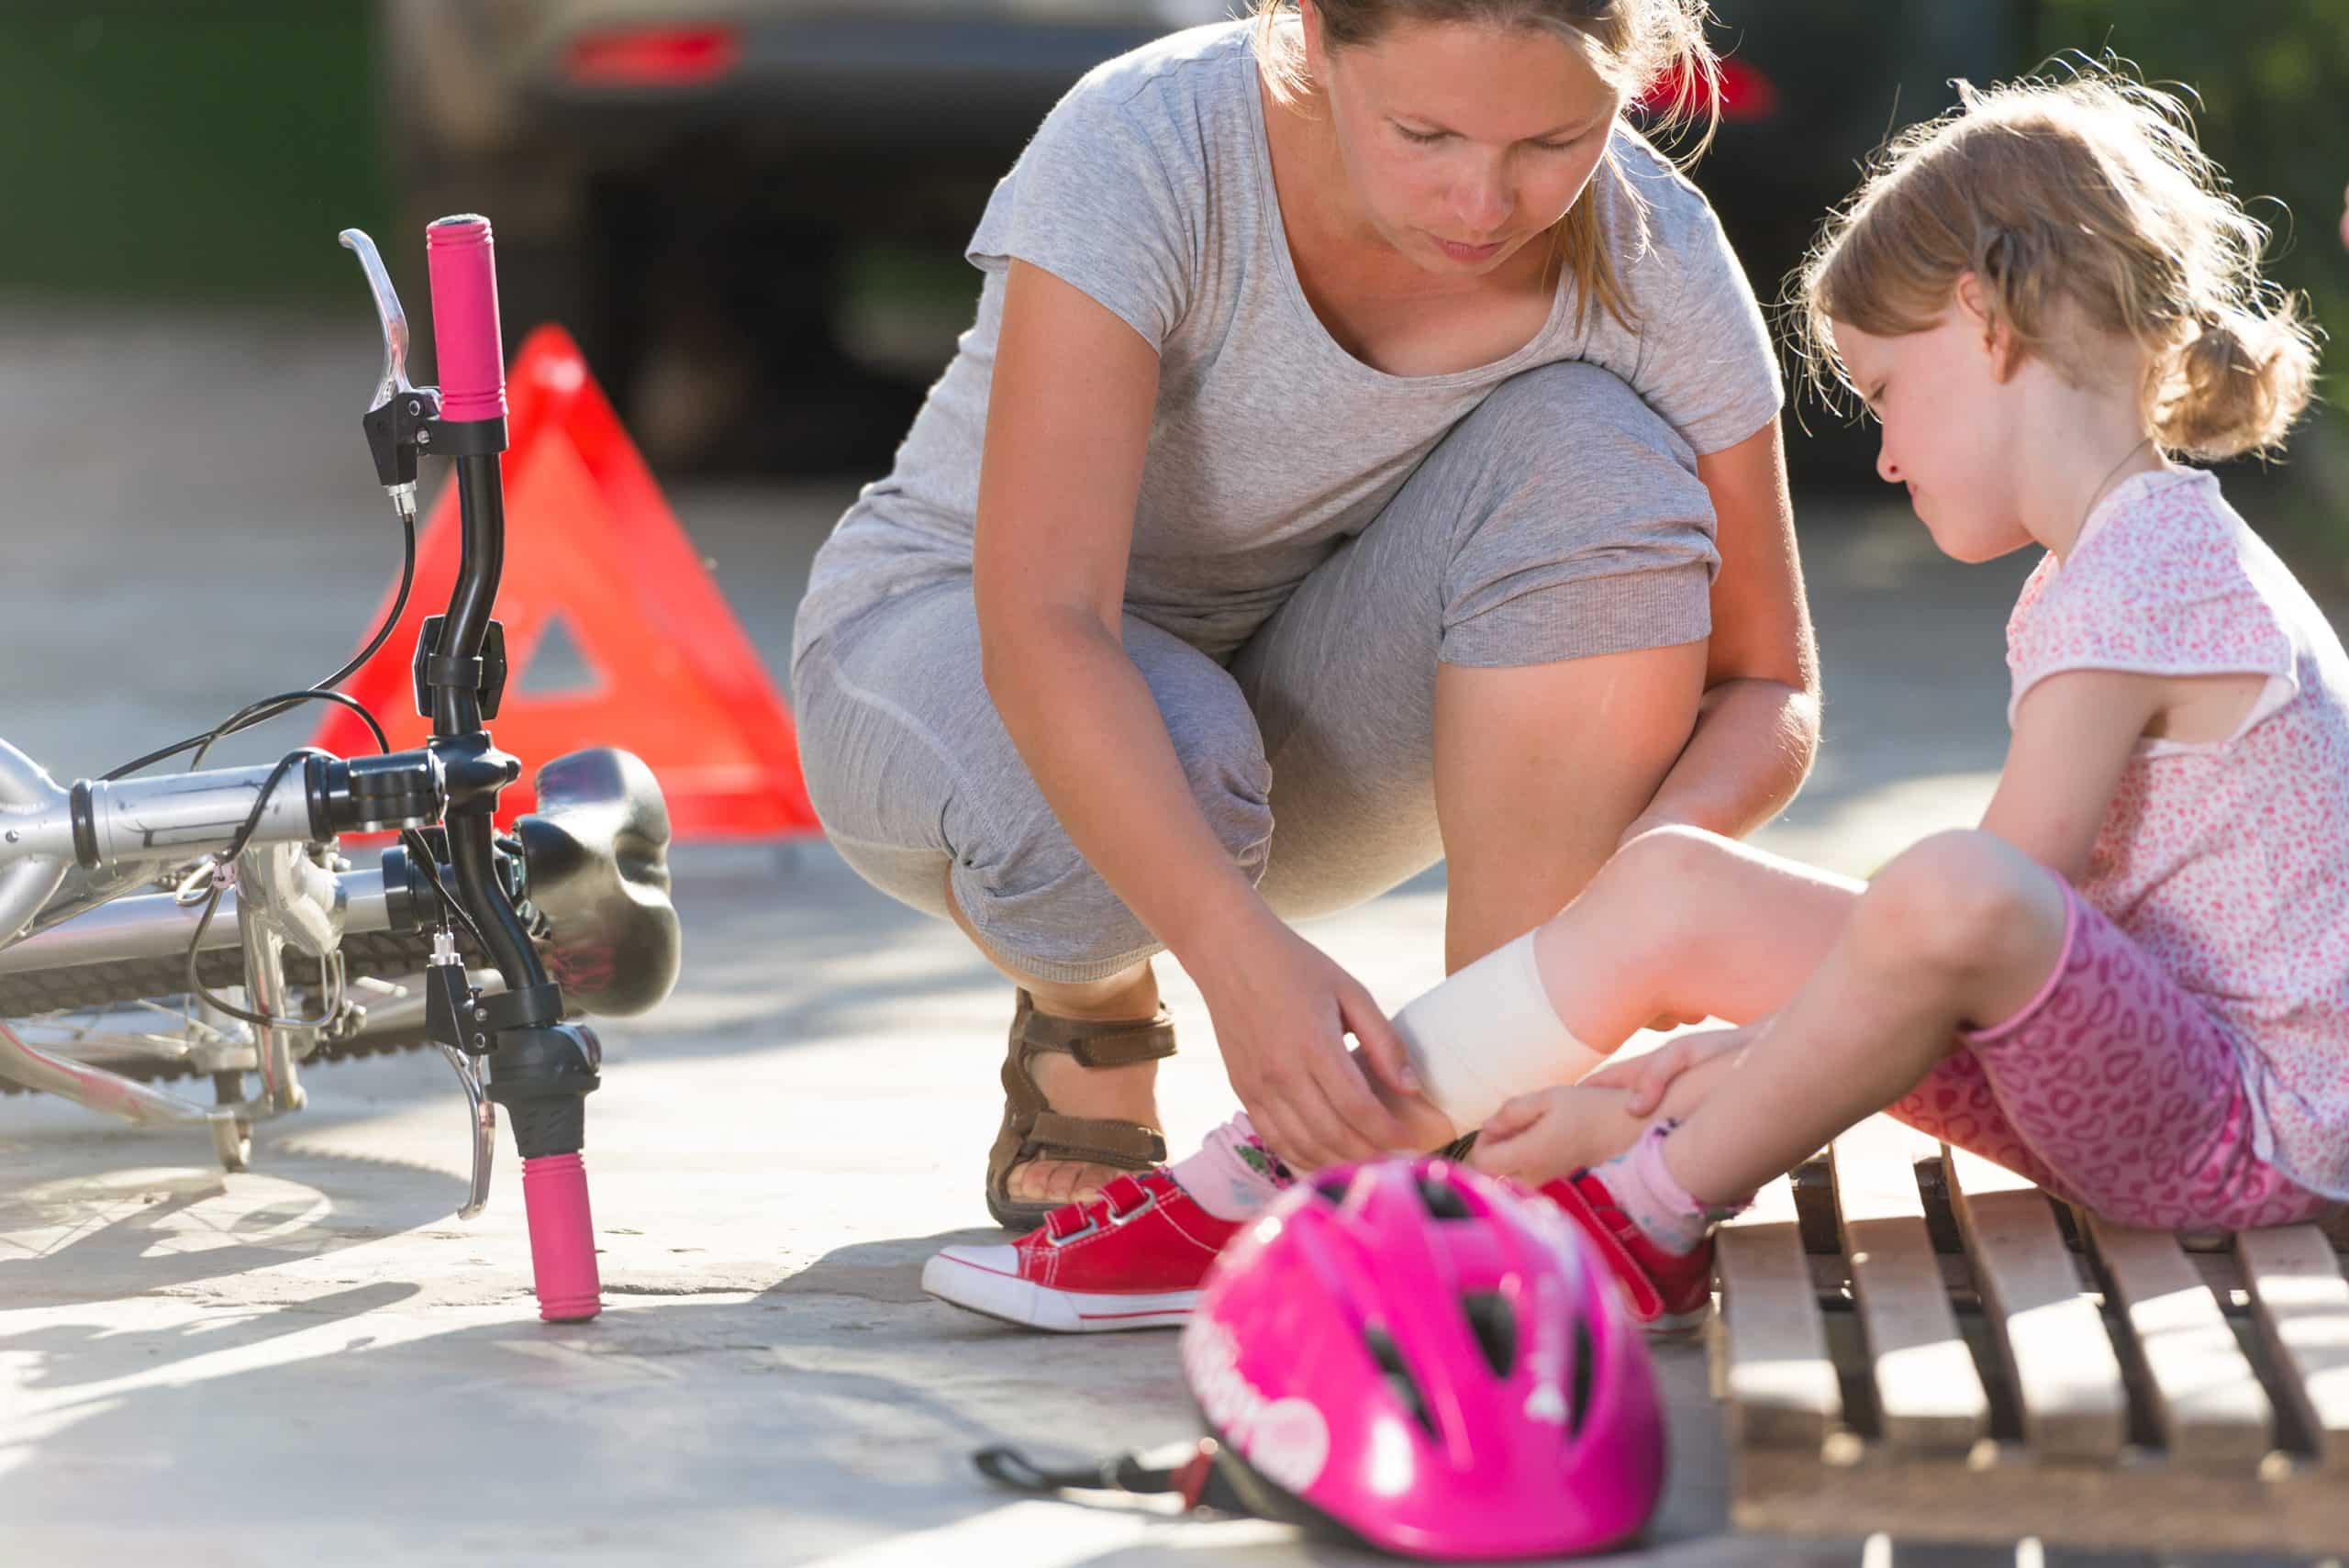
[1179, 1156, 1666, 1560]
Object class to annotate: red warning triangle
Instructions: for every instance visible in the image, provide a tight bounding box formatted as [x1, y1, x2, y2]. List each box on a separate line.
[310, 325, 819, 840]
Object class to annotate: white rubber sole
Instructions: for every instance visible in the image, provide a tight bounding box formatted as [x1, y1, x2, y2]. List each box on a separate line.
[921, 1245, 1199, 1333]
[1644, 1298, 1715, 1340]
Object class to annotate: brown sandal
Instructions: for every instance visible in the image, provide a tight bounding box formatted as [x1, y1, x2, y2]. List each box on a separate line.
[985, 988, 1178, 1230]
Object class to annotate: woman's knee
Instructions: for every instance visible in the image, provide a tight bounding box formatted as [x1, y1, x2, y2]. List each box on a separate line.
[1452, 361, 1699, 486]
[1168, 737, 1275, 876]
[952, 694, 1273, 975]
[1134, 619, 1276, 869]
[1429, 363, 1717, 661]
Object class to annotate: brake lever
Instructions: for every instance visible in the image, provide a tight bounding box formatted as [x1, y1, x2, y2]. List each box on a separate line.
[340, 228, 415, 410]
[339, 227, 440, 528]
[437, 1040, 496, 1222]
[423, 930, 496, 1220]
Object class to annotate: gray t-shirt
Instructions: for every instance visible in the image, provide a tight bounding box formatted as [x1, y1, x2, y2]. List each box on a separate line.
[796, 20, 1781, 666]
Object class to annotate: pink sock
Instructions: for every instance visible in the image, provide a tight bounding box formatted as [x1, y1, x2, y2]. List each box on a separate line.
[1170, 1112, 1294, 1220]
[1593, 1121, 1749, 1255]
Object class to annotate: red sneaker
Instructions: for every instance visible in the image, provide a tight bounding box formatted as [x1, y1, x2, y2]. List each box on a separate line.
[923, 1168, 1242, 1333]
[1533, 1168, 1717, 1337]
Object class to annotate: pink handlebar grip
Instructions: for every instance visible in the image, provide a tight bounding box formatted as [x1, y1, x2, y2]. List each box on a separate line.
[425, 215, 507, 423]
[521, 1151, 602, 1322]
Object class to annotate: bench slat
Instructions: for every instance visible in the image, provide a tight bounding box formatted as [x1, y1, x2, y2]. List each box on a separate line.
[1716, 1171, 1841, 1447]
[2085, 1215, 2273, 1463]
[2240, 1225, 2349, 1468]
[1945, 1147, 2128, 1460]
[1831, 1118, 1987, 1451]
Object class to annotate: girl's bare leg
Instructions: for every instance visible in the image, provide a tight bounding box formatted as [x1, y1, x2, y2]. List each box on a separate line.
[1528, 826, 1868, 1052]
[1469, 831, 2069, 1205]
[1200, 826, 2043, 1183]
[1660, 830, 2068, 1205]
[1350, 827, 1868, 1159]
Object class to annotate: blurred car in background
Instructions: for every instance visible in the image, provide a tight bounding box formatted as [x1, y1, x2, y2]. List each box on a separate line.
[1698, 0, 2036, 475]
[378, 0, 2033, 479]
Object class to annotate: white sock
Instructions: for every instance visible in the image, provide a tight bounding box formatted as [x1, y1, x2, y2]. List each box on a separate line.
[1595, 1122, 1749, 1254]
[1169, 1112, 1293, 1220]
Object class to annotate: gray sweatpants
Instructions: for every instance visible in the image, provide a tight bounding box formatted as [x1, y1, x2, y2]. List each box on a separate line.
[788, 362, 1719, 983]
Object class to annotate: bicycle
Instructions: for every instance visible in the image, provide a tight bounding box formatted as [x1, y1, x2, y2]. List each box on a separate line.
[0, 217, 681, 1323]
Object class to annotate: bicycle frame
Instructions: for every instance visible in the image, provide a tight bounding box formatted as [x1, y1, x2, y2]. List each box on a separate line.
[0, 217, 612, 1323]
[0, 836, 354, 1171]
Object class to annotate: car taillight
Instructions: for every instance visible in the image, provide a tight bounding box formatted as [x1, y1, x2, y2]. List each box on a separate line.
[1638, 56, 1782, 122]
[564, 26, 740, 87]
[1715, 59, 1781, 119]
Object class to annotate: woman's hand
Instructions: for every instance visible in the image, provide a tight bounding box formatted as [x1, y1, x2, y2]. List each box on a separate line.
[1579, 1022, 1754, 1117]
[1192, 915, 1422, 1173]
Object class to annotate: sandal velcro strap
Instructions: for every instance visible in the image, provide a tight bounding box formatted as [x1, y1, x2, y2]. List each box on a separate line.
[988, 991, 1180, 1228]
[1016, 994, 1178, 1067]
[1027, 1111, 1168, 1169]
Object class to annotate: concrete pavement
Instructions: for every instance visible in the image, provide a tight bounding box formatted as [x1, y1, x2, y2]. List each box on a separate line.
[2, 306, 2299, 1567]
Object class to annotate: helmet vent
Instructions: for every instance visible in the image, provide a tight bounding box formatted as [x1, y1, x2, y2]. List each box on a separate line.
[1460, 1291, 1517, 1379]
[1314, 1174, 1351, 1206]
[1362, 1324, 1437, 1439]
[1568, 1319, 1598, 1435]
[1416, 1175, 1474, 1220]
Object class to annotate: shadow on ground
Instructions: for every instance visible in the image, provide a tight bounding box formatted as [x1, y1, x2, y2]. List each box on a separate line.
[0, 1224, 2284, 1568]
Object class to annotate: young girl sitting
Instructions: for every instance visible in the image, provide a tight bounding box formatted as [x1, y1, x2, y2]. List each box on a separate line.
[925, 66, 2345, 1335]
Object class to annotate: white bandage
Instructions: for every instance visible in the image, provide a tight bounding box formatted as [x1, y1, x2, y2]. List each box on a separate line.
[1391, 929, 1602, 1129]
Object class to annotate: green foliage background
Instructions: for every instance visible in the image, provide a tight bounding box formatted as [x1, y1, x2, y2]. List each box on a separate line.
[2033, 1, 2349, 539]
[0, 4, 389, 301]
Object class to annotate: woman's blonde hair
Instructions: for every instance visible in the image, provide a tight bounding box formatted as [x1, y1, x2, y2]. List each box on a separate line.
[1797, 64, 2318, 462]
[1249, 0, 1721, 331]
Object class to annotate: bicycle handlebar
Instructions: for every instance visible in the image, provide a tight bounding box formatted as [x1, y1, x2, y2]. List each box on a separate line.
[417, 212, 603, 1323]
[0, 750, 446, 883]
[423, 216, 507, 425]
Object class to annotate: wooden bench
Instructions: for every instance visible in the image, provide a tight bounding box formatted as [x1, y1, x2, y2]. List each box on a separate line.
[1713, 1114, 2349, 1555]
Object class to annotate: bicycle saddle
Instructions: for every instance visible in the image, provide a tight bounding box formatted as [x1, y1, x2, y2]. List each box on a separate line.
[518, 748, 680, 1018]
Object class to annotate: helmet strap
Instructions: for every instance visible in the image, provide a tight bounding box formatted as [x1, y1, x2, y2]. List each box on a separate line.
[971, 1439, 1251, 1517]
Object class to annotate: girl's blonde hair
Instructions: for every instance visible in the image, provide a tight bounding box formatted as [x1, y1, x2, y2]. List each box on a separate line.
[1249, 0, 1721, 331]
[1797, 65, 2318, 462]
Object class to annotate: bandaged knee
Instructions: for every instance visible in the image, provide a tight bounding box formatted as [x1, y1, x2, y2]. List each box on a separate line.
[1393, 929, 1602, 1129]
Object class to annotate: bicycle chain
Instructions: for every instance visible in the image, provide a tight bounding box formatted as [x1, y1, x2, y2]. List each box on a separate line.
[0, 926, 488, 1095]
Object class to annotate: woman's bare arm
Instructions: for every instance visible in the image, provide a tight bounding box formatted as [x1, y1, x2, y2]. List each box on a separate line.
[974, 261, 1269, 957]
[974, 259, 1414, 1166]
